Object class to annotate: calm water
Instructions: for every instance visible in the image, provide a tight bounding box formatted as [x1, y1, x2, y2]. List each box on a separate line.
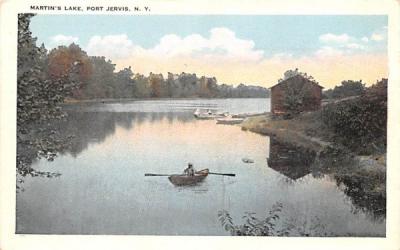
[16, 98, 385, 236]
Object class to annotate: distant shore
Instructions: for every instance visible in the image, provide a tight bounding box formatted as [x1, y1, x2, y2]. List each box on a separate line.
[64, 97, 270, 104]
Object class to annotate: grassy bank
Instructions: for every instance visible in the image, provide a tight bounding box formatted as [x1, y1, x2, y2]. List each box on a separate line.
[242, 110, 386, 175]
[241, 111, 332, 153]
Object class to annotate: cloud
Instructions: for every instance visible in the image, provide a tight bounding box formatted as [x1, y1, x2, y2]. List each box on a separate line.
[345, 43, 366, 50]
[85, 27, 264, 63]
[86, 34, 137, 59]
[314, 46, 344, 57]
[81, 27, 387, 88]
[318, 33, 361, 55]
[50, 34, 79, 45]
[319, 33, 351, 43]
[318, 29, 386, 55]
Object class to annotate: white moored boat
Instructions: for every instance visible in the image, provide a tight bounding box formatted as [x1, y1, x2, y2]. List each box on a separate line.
[216, 117, 244, 125]
[193, 108, 228, 120]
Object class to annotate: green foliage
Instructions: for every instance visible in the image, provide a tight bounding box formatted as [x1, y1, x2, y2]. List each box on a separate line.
[17, 14, 79, 186]
[133, 73, 151, 97]
[84, 56, 117, 98]
[322, 79, 387, 153]
[50, 57, 269, 100]
[148, 72, 166, 97]
[114, 66, 135, 98]
[322, 89, 333, 99]
[218, 203, 285, 236]
[17, 14, 81, 125]
[218, 203, 332, 236]
[48, 44, 92, 81]
[324, 80, 365, 99]
[334, 171, 386, 219]
[281, 76, 320, 118]
[282, 83, 304, 116]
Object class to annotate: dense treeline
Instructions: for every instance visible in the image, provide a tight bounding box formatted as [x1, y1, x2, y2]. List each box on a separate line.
[57, 48, 269, 99]
[323, 80, 365, 99]
[45, 44, 269, 100]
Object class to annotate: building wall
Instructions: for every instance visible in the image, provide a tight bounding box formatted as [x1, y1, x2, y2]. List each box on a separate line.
[271, 84, 286, 114]
[270, 76, 322, 114]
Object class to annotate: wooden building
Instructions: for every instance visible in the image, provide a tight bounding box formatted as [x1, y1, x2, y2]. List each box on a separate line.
[270, 74, 323, 115]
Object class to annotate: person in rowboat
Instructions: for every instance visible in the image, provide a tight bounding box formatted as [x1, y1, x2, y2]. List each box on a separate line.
[183, 163, 195, 176]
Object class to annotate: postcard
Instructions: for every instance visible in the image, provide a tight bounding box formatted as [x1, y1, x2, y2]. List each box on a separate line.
[0, 0, 399, 249]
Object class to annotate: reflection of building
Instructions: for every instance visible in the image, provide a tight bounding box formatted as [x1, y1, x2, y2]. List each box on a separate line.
[267, 138, 315, 180]
[270, 74, 323, 115]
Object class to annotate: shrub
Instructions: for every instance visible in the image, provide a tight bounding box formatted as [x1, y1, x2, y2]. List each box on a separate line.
[218, 203, 285, 236]
[322, 79, 387, 153]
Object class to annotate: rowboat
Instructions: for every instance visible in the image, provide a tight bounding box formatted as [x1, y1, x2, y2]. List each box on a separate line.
[168, 168, 209, 186]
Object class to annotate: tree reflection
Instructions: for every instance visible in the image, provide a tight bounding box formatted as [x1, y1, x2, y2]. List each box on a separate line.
[17, 107, 195, 188]
[267, 138, 315, 180]
[267, 138, 386, 219]
[52, 110, 195, 157]
[334, 174, 386, 220]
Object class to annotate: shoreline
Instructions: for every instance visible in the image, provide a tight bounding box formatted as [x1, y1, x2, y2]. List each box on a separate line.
[64, 97, 270, 104]
[240, 113, 386, 216]
[240, 113, 386, 173]
[241, 114, 331, 153]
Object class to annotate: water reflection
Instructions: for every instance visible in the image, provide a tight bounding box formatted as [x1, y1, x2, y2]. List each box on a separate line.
[267, 138, 386, 219]
[58, 111, 194, 157]
[267, 138, 315, 180]
[17, 99, 385, 236]
[334, 175, 386, 219]
[17, 102, 272, 235]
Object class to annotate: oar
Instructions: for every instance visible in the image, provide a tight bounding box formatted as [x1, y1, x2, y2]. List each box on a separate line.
[145, 173, 170, 176]
[208, 172, 235, 177]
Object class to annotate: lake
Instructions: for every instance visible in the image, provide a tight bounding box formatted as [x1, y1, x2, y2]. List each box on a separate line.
[16, 98, 385, 236]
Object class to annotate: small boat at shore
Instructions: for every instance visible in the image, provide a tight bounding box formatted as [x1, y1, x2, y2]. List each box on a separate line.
[242, 158, 254, 163]
[231, 112, 270, 118]
[168, 169, 209, 186]
[193, 108, 228, 119]
[216, 117, 244, 125]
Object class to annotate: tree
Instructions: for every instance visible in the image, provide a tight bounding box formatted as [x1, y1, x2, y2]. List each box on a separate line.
[331, 80, 365, 99]
[17, 14, 80, 187]
[283, 68, 300, 80]
[83, 56, 116, 98]
[133, 73, 151, 98]
[148, 72, 166, 97]
[322, 79, 387, 154]
[114, 66, 134, 98]
[47, 43, 92, 98]
[282, 80, 317, 116]
[18, 14, 80, 124]
[282, 82, 304, 116]
[279, 69, 321, 118]
[322, 89, 333, 99]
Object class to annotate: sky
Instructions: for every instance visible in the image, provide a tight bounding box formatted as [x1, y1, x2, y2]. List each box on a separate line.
[30, 15, 388, 88]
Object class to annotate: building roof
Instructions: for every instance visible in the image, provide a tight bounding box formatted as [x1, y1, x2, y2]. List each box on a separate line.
[270, 74, 324, 90]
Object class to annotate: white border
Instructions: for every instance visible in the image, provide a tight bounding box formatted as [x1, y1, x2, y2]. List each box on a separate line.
[1, 0, 399, 250]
